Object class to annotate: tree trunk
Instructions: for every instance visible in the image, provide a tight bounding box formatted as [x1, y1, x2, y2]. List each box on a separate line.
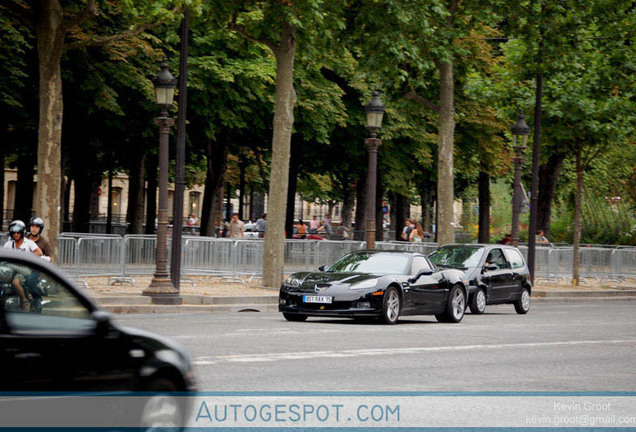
[420, 177, 434, 234]
[375, 173, 384, 241]
[478, 171, 490, 243]
[106, 165, 113, 233]
[145, 154, 158, 234]
[0, 142, 4, 229]
[262, 22, 297, 289]
[126, 147, 146, 234]
[354, 177, 367, 241]
[63, 175, 71, 231]
[15, 154, 35, 222]
[393, 193, 410, 241]
[33, 0, 66, 256]
[437, 61, 455, 246]
[537, 152, 565, 238]
[200, 133, 228, 236]
[72, 170, 95, 232]
[572, 142, 583, 286]
[285, 137, 301, 239]
[341, 183, 355, 228]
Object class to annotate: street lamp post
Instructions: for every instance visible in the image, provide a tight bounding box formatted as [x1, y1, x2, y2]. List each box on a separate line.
[364, 91, 385, 249]
[143, 61, 182, 305]
[510, 114, 530, 247]
[238, 146, 249, 220]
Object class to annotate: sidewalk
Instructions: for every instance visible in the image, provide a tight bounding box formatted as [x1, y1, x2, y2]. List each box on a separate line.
[79, 275, 636, 314]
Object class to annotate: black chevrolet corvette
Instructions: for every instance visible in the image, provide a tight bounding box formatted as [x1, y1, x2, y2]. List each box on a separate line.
[279, 250, 469, 324]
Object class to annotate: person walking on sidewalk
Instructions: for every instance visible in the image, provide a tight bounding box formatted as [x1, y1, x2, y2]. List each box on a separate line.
[309, 216, 320, 234]
[256, 213, 267, 238]
[228, 213, 245, 239]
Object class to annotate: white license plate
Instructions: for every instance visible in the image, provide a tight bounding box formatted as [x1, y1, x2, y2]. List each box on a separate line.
[303, 295, 333, 304]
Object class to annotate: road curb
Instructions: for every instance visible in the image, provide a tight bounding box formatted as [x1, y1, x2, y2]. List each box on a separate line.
[532, 296, 636, 303]
[533, 289, 636, 298]
[89, 291, 635, 314]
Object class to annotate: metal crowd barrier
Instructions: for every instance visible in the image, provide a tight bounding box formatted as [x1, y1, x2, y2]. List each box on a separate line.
[22, 235, 634, 285]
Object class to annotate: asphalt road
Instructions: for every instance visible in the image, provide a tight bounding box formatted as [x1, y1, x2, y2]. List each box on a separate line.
[114, 301, 636, 392]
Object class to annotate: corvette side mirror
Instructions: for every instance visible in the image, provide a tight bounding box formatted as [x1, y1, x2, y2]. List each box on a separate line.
[318, 265, 325, 271]
[408, 269, 433, 284]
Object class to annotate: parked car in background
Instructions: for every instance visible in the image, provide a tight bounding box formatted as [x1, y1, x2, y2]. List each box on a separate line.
[0, 248, 195, 427]
[279, 250, 469, 324]
[242, 221, 260, 239]
[428, 244, 531, 315]
[292, 225, 324, 240]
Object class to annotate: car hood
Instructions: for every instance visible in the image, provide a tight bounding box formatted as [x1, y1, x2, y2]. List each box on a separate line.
[286, 272, 382, 292]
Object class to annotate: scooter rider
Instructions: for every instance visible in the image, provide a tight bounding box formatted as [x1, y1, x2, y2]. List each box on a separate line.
[3, 220, 43, 256]
[0, 261, 32, 312]
[27, 217, 52, 261]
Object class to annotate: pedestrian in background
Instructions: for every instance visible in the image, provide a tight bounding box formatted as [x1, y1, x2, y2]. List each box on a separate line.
[401, 219, 412, 241]
[536, 229, 550, 244]
[498, 233, 512, 245]
[336, 221, 350, 240]
[409, 221, 425, 242]
[228, 213, 245, 239]
[324, 215, 333, 236]
[187, 214, 199, 234]
[256, 213, 267, 238]
[309, 216, 320, 234]
[296, 219, 307, 239]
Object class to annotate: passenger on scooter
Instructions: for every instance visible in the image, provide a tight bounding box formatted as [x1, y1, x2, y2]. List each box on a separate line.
[27, 217, 52, 261]
[3, 220, 43, 256]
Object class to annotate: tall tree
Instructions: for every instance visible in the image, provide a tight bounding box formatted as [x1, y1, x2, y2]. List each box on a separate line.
[1, 0, 176, 255]
[216, 0, 345, 288]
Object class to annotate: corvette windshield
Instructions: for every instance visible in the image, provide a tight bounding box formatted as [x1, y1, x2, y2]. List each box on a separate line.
[326, 253, 410, 275]
[429, 246, 485, 269]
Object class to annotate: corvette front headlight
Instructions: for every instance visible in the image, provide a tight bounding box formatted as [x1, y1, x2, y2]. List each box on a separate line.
[283, 277, 301, 288]
[350, 279, 378, 290]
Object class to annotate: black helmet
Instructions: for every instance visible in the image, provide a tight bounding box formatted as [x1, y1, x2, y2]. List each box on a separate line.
[29, 217, 45, 233]
[9, 220, 26, 239]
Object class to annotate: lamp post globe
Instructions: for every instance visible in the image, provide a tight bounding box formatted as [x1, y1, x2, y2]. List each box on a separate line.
[152, 61, 177, 110]
[364, 90, 385, 132]
[363, 91, 386, 249]
[510, 114, 530, 247]
[511, 114, 530, 148]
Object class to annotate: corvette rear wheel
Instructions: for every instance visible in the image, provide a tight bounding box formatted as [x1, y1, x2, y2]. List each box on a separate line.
[469, 288, 486, 314]
[283, 313, 308, 322]
[381, 287, 401, 325]
[436, 285, 466, 323]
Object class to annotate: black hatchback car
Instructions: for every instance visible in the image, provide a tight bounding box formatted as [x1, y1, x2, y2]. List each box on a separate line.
[428, 244, 531, 315]
[0, 248, 195, 427]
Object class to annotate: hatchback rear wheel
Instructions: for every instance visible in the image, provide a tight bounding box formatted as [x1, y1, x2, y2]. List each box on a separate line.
[514, 288, 531, 314]
[469, 288, 486, 314]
